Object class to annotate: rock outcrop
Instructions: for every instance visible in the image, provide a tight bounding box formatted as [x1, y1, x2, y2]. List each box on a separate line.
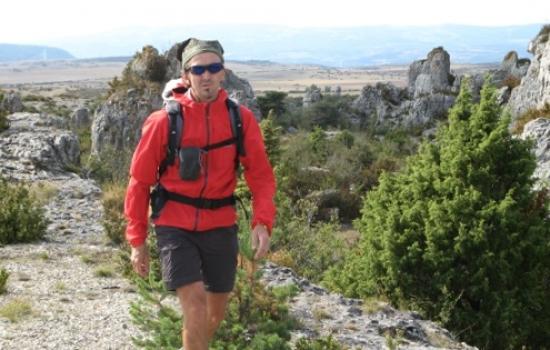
[91, 88, 162, 155]
[508, 25, 550, 117]
[0, 112, 79, 177]
[1, 90, 24, 113]
[520, 118, 550, 187]
[91, 43, 260, 155]
[353, 47, 458, 128]
[261, 262, 477, 349]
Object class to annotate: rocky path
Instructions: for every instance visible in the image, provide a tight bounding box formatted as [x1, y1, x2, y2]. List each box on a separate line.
[0, 113, 141, 349]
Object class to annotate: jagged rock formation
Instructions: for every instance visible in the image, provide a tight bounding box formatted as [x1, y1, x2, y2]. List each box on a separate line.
[91, 43, 260, 155]
[408, 47, 456, 98]
[508, 25, 550, 117]
[520, 118, 550, 187]
[261, 262, 477, 350]
[353, 47, 458, 128]
[0, 112, 79, 176]
[91, 88, 163, 155]
[492, 51, 530, 87]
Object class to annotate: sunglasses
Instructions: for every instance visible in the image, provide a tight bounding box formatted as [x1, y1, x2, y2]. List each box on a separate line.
[186, 63, 224, 75]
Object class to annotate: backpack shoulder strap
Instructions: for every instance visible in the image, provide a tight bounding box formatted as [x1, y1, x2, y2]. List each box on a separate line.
[226, 98, 246, 157]
[158, 100, 183, 178]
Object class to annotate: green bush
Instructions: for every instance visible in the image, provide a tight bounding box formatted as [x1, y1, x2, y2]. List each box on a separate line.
[0, 177, 48, 244]
[0, 268, 9, 294]
[324, 81, 550, 349]
[0, 90, 9, 131]
[271, 197, 347, 282]
[102, 182, 127, 245]
[295, 335, 344, 350]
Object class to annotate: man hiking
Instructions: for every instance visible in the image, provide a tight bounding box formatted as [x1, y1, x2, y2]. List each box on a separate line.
[124, 37, 276, 350]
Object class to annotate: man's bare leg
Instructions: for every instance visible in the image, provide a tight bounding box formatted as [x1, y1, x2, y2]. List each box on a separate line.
[177, 281, 208, 350]
[206, 292, 231, 339]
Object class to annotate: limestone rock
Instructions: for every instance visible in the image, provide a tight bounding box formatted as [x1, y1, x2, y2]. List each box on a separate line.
[91, 91, 162, 155]
[0, 113, 80, 177]
[508, 25, 550, 118]
[408, 47, 455, 98]
[353, 47, 458, 128]
[71, 107, 90, 129]
[261, 262, 477, 350]
[352, 82, 407, 128]
[303, 85, 322, 107]
[1, 90, 24, 113]
[520, 118, 550, 187]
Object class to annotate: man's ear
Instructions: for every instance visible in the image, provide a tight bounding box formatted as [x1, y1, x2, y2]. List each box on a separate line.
[180, 73, 190, 87]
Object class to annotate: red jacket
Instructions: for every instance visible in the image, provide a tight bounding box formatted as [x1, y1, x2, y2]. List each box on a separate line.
[124, 86, 276, 247]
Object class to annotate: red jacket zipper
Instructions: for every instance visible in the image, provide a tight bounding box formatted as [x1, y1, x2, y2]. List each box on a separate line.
[192, 103, 211, 231]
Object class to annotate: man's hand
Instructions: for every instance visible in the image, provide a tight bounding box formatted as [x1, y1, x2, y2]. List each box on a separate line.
[251, 224, 270, 260]
[131, 244, 150, 277]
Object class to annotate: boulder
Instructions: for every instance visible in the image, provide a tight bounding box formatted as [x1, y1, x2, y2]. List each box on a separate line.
[0, 113, 80, 177]
[520, 117, 550, 187]
[408, 47, 455, 98]
[1, 90, 24, 113]
[508, 25, 550, 118]
[353, 47, 458, 128]
[71, 107, 90, 129]
[261, 262, 478, 349]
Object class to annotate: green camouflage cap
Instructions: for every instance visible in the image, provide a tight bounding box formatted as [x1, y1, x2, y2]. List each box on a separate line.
[177, 38, 224, 68]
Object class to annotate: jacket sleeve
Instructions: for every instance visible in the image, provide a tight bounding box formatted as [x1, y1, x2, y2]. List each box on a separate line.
[124, 112, 167, 247]
[239, 108, 277, 234]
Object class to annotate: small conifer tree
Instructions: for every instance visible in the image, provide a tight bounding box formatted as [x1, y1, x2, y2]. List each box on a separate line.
[325, 80, 550, 349]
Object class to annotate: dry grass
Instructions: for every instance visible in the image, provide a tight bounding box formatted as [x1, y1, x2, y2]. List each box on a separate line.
[0, 298, 34, 322]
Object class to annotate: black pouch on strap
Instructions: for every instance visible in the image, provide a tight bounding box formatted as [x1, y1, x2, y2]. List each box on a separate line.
[178, 147, 204, 181]
[150, 184, 168, 219]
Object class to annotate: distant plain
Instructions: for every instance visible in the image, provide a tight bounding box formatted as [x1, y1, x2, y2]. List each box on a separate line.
[0, 58, 498, 97]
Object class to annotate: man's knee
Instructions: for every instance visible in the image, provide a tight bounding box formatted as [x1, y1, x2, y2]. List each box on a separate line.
[178, 282, 207, 318]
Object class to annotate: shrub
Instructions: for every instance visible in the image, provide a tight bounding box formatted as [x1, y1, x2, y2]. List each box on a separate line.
[0, 268, 9, 294]
[102, 181, 127, 245]
[325, 81, 550, 349]
[0, 298, 33, 322]
[0, 90, 9, 131]
[0, 177, 48, 244]
[271, 198, 347, 282]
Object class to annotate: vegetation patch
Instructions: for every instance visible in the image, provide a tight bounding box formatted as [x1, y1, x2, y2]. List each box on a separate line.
[0, 268, 9, 294]
[0, 177, 48, 244]
[511, 102, 550, 134]
[0, 298, 34, 322]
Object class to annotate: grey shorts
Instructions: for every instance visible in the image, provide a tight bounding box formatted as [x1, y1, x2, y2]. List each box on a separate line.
[154, 225, 239, 293]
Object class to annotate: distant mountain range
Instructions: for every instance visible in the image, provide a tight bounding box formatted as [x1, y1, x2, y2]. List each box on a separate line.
[2, 24, 546, 67]
[0, 44, 74, 62]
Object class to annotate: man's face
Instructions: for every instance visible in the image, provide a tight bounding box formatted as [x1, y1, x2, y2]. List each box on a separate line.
[183, 52, 225, 103]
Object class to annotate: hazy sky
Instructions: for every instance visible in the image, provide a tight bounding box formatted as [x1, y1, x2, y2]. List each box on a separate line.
[2, 0, 550, 43]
